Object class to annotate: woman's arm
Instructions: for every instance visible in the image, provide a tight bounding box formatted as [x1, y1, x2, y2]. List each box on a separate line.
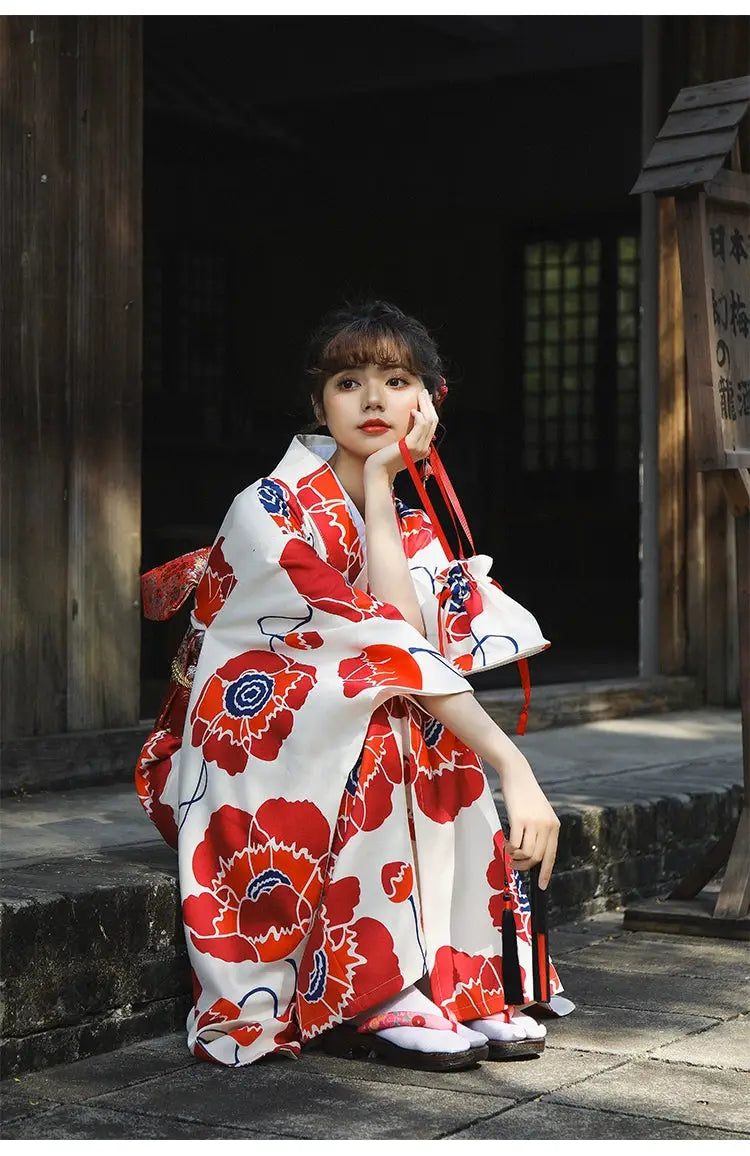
[364, 465, 426, 634]
[363, 388, 438, 634]
[413, 688, 560, 887]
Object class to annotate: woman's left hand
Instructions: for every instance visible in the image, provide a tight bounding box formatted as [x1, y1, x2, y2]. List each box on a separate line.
[364, 388, 438, 485]
[498, 758, 561, 890]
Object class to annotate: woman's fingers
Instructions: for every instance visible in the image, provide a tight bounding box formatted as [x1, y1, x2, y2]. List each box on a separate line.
[405, 390, 436, 460]
[506, 820, 560, 888]
[538, 826, 559, 891]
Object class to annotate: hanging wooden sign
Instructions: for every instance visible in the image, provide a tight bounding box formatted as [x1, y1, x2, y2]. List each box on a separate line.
[674, 169, 750, 470]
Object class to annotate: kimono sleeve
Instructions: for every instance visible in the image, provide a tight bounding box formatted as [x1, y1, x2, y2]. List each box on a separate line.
[192, 477, 472, 711]
[398, 503, 550, 676]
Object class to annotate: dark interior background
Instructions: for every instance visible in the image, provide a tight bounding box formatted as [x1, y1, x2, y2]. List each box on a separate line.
[140, 15, 643, 714]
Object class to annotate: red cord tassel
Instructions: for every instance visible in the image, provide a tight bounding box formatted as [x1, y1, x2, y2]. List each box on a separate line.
[516, 657, 531, 735]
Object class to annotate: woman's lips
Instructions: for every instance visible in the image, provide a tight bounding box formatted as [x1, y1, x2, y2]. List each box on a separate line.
[359, 422, 390, 434]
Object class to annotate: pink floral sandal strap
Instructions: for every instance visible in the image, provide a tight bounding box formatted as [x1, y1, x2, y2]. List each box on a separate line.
[356, 1010, 458, 1034]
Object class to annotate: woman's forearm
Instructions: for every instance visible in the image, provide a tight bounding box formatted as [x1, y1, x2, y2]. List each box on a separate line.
[416, 687, 560, 887]
[414, 688, 525, 779]
[364, 465, 425, 634]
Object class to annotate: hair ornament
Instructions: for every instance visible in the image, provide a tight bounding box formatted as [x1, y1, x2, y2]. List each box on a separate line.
[436, 377, 448, 404]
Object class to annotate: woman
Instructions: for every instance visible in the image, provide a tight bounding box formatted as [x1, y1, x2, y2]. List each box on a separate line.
[136, 300, 562, 1071]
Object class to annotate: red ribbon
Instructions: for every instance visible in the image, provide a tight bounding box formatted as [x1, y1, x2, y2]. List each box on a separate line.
[398, 437, 532, 735]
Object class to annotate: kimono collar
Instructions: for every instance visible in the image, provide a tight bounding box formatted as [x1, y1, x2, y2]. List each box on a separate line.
[284, 434, 366, 542]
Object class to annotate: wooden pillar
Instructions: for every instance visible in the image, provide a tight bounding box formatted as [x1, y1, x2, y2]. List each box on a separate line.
[656, 15, 750, 702]
[0, 17, 142, 739]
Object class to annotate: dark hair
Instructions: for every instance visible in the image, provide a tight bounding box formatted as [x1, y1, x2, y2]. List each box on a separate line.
[302, 300, 446, 426]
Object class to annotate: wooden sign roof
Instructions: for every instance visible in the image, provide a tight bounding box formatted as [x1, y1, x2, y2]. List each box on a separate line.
[632, 75, 750, 196]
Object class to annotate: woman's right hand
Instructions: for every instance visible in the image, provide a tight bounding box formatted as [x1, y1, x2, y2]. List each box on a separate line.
[364, 388, 438, 486]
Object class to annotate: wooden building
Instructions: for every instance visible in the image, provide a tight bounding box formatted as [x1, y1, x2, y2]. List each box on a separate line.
[2, 15, 748, 741]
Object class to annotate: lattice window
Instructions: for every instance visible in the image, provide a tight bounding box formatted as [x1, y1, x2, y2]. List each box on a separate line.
[522, 233, 640, 474]
[616, 236, 640, 472]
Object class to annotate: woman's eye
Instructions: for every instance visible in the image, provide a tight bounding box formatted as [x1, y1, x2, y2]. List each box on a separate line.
[337, 378, 360, 390]
[387, 377, 410, 388]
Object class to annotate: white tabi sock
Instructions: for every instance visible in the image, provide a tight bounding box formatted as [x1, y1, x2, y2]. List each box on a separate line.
[465, 1008, 547, 1042]
[352, 984, 483, 1055]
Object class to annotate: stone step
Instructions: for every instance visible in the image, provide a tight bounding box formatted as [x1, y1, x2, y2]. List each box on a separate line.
[1, 707, 742, 1080]
[1, 675, 703, 799]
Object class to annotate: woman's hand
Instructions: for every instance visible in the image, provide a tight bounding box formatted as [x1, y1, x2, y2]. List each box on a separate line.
[498, 758, 561, 890]
[364, 388, 438, 485]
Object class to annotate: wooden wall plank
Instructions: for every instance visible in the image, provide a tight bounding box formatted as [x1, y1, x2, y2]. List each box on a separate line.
[67, 17, 143, 729]
[0, 17, 75, 737]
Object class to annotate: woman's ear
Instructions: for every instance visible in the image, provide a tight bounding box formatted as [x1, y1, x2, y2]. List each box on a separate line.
[311, 396, 325, 427]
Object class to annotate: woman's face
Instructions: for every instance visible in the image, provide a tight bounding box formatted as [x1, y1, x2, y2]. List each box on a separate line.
[318, 363, 424, 459]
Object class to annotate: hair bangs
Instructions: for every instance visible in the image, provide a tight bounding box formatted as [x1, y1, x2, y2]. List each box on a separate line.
[318, 324, 419, 378]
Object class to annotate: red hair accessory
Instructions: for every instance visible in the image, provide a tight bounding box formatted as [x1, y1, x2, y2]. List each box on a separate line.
[436, 377, 448, 405]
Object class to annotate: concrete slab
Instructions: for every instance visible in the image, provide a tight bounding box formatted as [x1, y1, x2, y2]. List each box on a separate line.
[515, 709, 742, 785]
[449, 1101, 743, 1140]
[649, 1015, 750, 1071]
[2, 1104, 277, 1140]
[10, 1038, 197, 1103]
[543, 1004, 719, 1056]
[301, 1043, 618, 1099]
[0, 1083, 61, 1127]
[557, 962, 750, 1019]
[560, 935, 750, 981]
[90, 1064, 513, 1140]
[550, 1058, 750, 1133]
[0, 786, 163, 868]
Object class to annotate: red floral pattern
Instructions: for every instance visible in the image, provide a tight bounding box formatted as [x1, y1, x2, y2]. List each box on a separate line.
[486, 831, 532, 946]
[195, 998, 263, 1048]
[405, 701, 485, 824]
[436, 562, 484, 650]
[395, 500, 434, 559]
[382, 860, 414, 903]
[280, 537, 402, 624]
[284, 630, 324, 651]
[333, 705, 404, 854]
[430, 945, 512, 1021]
[194, 538, 238, 629]
[297, 464, 364, 582]
[134, 727, 179, 850]
[184, 799, 331, 963]
[338, 645, 423, 699]
[296, 876, 401, 1035]
[191, 650, 316, 773]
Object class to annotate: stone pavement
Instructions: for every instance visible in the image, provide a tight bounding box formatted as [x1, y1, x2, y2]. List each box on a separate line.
[2, 909, 749, 1140]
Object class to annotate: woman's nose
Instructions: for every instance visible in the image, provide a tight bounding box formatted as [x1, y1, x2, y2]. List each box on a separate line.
[362, 380, 384, 408]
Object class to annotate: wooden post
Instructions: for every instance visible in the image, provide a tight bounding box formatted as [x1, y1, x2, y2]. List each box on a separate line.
[66, 18, 143, 730]
[1, 18, 77, 737]
[0, 16, 142, 739]
[658, 196, 688, 674]
[628, 75, 750, 933]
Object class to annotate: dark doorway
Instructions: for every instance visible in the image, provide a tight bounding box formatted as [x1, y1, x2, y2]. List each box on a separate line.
[141, 15, 643, 715]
